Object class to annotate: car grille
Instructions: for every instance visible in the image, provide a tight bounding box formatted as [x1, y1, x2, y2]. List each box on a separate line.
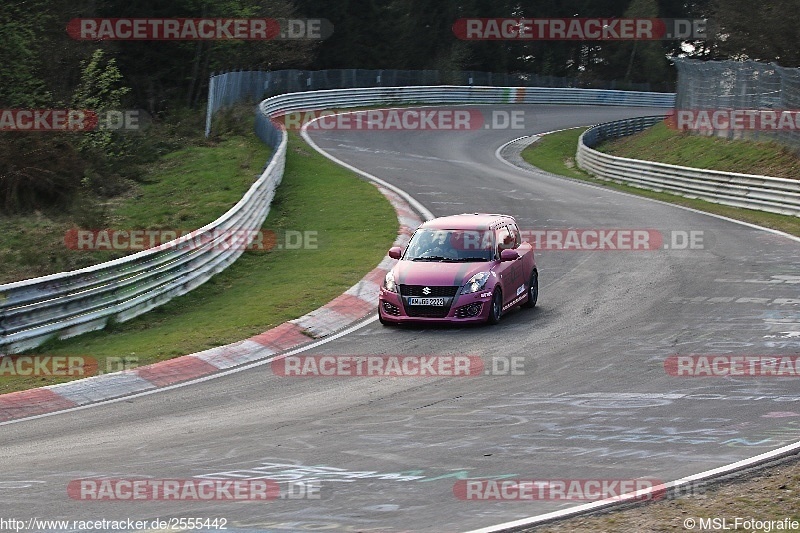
[399, 285, 460, 297]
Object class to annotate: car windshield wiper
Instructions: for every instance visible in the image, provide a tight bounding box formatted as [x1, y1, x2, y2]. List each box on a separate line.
[453, 257, 490, 262]
[411, 256, 449, 262]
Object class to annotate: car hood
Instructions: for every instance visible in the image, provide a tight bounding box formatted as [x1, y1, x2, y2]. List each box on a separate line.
[392, 260, 494, 288]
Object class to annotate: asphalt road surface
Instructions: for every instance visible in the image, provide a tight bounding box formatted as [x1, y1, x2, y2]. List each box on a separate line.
[2, 105, 799, 533]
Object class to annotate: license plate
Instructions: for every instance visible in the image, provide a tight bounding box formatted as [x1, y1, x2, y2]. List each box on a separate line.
[409, 297, 445, 306]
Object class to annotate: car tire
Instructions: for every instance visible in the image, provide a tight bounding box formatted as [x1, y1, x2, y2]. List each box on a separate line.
[522, 270, 538, 308]
[487, 289, 502, 325]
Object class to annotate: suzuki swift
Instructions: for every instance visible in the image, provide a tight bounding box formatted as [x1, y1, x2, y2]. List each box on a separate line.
[379, 213, 537, 325]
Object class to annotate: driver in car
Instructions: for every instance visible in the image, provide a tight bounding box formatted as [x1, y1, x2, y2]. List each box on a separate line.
[416, 230, 458, 260]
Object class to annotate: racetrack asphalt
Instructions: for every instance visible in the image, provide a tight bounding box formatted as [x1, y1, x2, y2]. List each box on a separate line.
[2, 105, 799, 533]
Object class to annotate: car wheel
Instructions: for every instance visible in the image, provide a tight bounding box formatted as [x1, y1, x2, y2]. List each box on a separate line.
[522, 270, 538, 308]
[487, 289, 502, 325]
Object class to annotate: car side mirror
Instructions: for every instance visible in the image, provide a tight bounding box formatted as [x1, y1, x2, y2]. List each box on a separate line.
[500, 249, 519, 262]
[388, 246, 403, 260]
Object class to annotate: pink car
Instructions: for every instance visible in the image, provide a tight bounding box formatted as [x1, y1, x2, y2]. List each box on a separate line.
[379, 214, 537, 325]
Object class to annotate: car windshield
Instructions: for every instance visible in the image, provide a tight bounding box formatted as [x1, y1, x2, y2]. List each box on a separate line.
[404, 229, 495, 262]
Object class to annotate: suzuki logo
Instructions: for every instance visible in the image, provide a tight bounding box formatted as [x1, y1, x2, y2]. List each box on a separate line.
[422, 287, 431, 295]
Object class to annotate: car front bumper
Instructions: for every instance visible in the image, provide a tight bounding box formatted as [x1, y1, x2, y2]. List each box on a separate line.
[378, 287, 494, 324]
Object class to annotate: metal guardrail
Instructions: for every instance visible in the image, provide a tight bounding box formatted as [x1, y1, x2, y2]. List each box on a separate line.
[576, 116, 800, 217]
[206, 69, 666, 136]
[0, 135, 287, 354]
[258, 85, 676, 110]
[1, 85, 675, 354]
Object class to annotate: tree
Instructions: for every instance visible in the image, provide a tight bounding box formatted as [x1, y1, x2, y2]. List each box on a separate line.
[709, 0, 800, 66]
[600, 0, 673, 88]
[72, 49, 131, 154]
[0, 0, 51, 107]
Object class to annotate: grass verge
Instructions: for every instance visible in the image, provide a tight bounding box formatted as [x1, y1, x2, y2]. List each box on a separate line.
[0, 135, 271, 284]
[527, 455, 800, 532]
[1, 131, 397, 394]
[600, 121, 800, 180]
[521, 127, 800, 237]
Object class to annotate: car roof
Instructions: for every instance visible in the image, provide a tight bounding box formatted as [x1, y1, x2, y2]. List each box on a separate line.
[419, 213, 516, 231]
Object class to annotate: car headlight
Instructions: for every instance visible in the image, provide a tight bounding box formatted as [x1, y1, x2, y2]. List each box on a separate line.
[461, 272, 491, 294]
[384, 270, 398, 293]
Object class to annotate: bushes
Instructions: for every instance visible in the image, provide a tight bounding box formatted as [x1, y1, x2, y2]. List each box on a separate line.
[0, 134, 86, 212]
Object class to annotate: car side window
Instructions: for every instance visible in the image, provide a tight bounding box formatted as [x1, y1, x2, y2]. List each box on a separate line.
[509, 223, 521, 248]
[496, 226, 514, 255]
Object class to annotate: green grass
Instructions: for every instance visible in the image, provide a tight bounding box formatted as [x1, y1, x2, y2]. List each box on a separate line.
[1, 132, 397, 394]
[111, 137, 269, 230]
[0, 135, 271, 284]
[531, 453, 800, 533]
[599, 121, 800, 180]
[520, 128, 592, 180]
[521, 127, 800, 237]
